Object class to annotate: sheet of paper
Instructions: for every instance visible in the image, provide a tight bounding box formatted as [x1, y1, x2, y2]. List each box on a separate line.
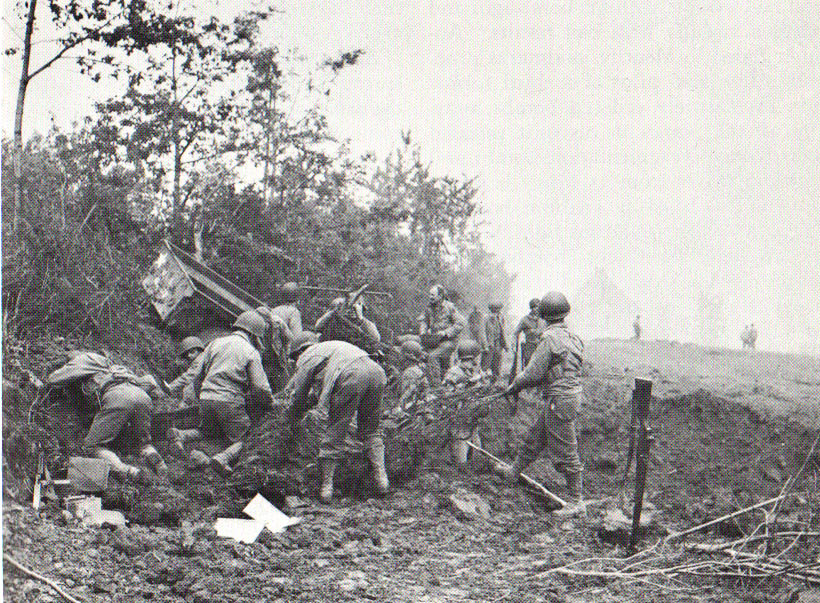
[213, 518, 266, 543]
[243, 493, 302, 533]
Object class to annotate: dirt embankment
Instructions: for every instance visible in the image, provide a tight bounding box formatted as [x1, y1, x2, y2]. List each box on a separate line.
[3, 337, 819, 602]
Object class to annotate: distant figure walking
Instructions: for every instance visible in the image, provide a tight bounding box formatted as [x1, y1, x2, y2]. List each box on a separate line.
[632, 315, 641, 341]
[741, 324, 758, 350]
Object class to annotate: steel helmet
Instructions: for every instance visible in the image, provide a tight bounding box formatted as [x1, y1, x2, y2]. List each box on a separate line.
[281, 282, 300, 303]
[488, 302, 502, 312]
[232, 310, 268, 339]
[179, 336, 204, 358]
[539, 291, 570, 320]
[457, 339, 482, 360]
[289, 331, 318, 359]
[401, 340, 425, 361]
[529, 298, 541, 310]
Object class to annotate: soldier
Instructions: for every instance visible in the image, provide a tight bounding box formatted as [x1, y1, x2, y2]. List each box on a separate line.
[256, 305, 293, 393]
[484, 302, 508, 380]
[633, 315, 641, 341]
[286, 336, 389, 503]
[498, 291, 587, 518]
[399, 340, 428, 411]
[741, 325, 750, 350]
[467, 305, 487, 352]
[418, 284, 466, 384]
[47, 352, 168, 484]
[166, 336, 205, 400]
[749, 323, 758, 350]
[443, 339, 485, 387]
[269, 282, 303, 337]
[513, 298, 547, 367]
[315, 298, 381, 353]
[169, 310, 273, 477]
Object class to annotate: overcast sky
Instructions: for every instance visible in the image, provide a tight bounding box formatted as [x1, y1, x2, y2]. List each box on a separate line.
[3, 1, 818, 354]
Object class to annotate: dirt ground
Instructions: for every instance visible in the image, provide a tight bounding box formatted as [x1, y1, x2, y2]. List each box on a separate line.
[3, 337, 819, 602]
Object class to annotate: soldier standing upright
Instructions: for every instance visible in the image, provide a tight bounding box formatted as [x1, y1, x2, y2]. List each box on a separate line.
[633, 315, 641, 341]
[484, 302, 508, 380]
[498, 291, 587, 518]
[418, 284, 466, 384]
[513, 298, 547, 368]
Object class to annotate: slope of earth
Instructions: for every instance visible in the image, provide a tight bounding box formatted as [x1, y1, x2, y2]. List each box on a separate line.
[4, 337, 819, 602]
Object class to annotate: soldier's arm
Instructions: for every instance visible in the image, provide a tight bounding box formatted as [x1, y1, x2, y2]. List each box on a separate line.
[288, 354, 327, 422]
[314, 309, 335, 332]
[418, 313, 428, 336]
[289, 309, 303, 337]
[359, 316, 381, 344]
[508, 338, 552, 394]
[246, 350, 274, 410]
[168, 355, 204, 395]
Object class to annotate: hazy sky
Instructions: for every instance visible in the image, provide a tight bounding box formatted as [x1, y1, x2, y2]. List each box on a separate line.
[3, 1, 818, 353]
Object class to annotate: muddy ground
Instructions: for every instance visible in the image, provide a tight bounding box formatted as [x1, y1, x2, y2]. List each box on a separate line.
[3, 337, 819, 602]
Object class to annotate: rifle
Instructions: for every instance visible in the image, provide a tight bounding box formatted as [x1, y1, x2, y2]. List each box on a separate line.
[628, 378, 653, 552]
[466, 440, 567, 508]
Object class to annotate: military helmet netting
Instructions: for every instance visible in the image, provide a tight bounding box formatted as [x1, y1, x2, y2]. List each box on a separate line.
[232, 310, 268, 339]
[180, 336, 204, 357]
[539, 291, 570, 320]
[457, 339, 482, 359]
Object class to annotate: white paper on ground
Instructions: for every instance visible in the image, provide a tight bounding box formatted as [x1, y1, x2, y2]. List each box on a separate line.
[243, 493, 302, 533]
[214, 518, 266, 543]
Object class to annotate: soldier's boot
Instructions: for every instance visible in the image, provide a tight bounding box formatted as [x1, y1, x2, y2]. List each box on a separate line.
[210, 442, 243, 479]
[366, 437, 390, 495]
[494, 454, 528, 485]
[552, 471, 586, 519]
[167, 428, 202, 458]
[92, 447, 151, 485]
[140, 444, 169, 479]
[318, 458, 338, 504]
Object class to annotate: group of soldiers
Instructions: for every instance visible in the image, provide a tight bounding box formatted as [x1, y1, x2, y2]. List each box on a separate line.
[50, 282, 588, 516]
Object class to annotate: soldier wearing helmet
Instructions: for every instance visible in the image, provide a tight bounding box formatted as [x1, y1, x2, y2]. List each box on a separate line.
[286, 338, 390, 503]
[269, 282, 303, 337]
[513, 298, 548, 368]
[167, 336, 205, 400]
[499, 291, 587, 518]
[418, 284, 467, 384]
[443, 339, 485, 387]
[484, 302, 508, 380]
[398, 340, 428, 410]
[315, 296, 381, 353]
[168, 310, 273, 477]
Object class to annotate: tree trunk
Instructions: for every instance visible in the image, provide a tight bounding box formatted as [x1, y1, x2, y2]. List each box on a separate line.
[12, 0, 37, 234]
[171, 44, 184, 246]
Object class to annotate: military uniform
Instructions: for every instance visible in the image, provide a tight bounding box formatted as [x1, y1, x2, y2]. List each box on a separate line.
[257, 306, 292, 393]
[167, 354, 204, 399]
[270, 304, 303, 337]
[419, 300, 466, 382]
[514, 314, 547, 367]
[191, 331, 272, 443]
[289, 341, 386, 461]
[508, 321, 584, 478]
[484, 312, 507, 378]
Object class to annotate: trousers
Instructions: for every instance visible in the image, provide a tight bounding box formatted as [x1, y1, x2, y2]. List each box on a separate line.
[519, 391, 584, 475]
[83, 383, 152, 451]
[320, 357, 386, 460]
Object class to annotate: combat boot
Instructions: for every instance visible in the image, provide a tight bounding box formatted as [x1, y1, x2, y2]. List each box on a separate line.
[140, 445, 169, 479]
[552, 471, 586, 519]
[319, 458, 338, 504]
[366, 437, 390, 495]
[210, 442, 242, 479]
